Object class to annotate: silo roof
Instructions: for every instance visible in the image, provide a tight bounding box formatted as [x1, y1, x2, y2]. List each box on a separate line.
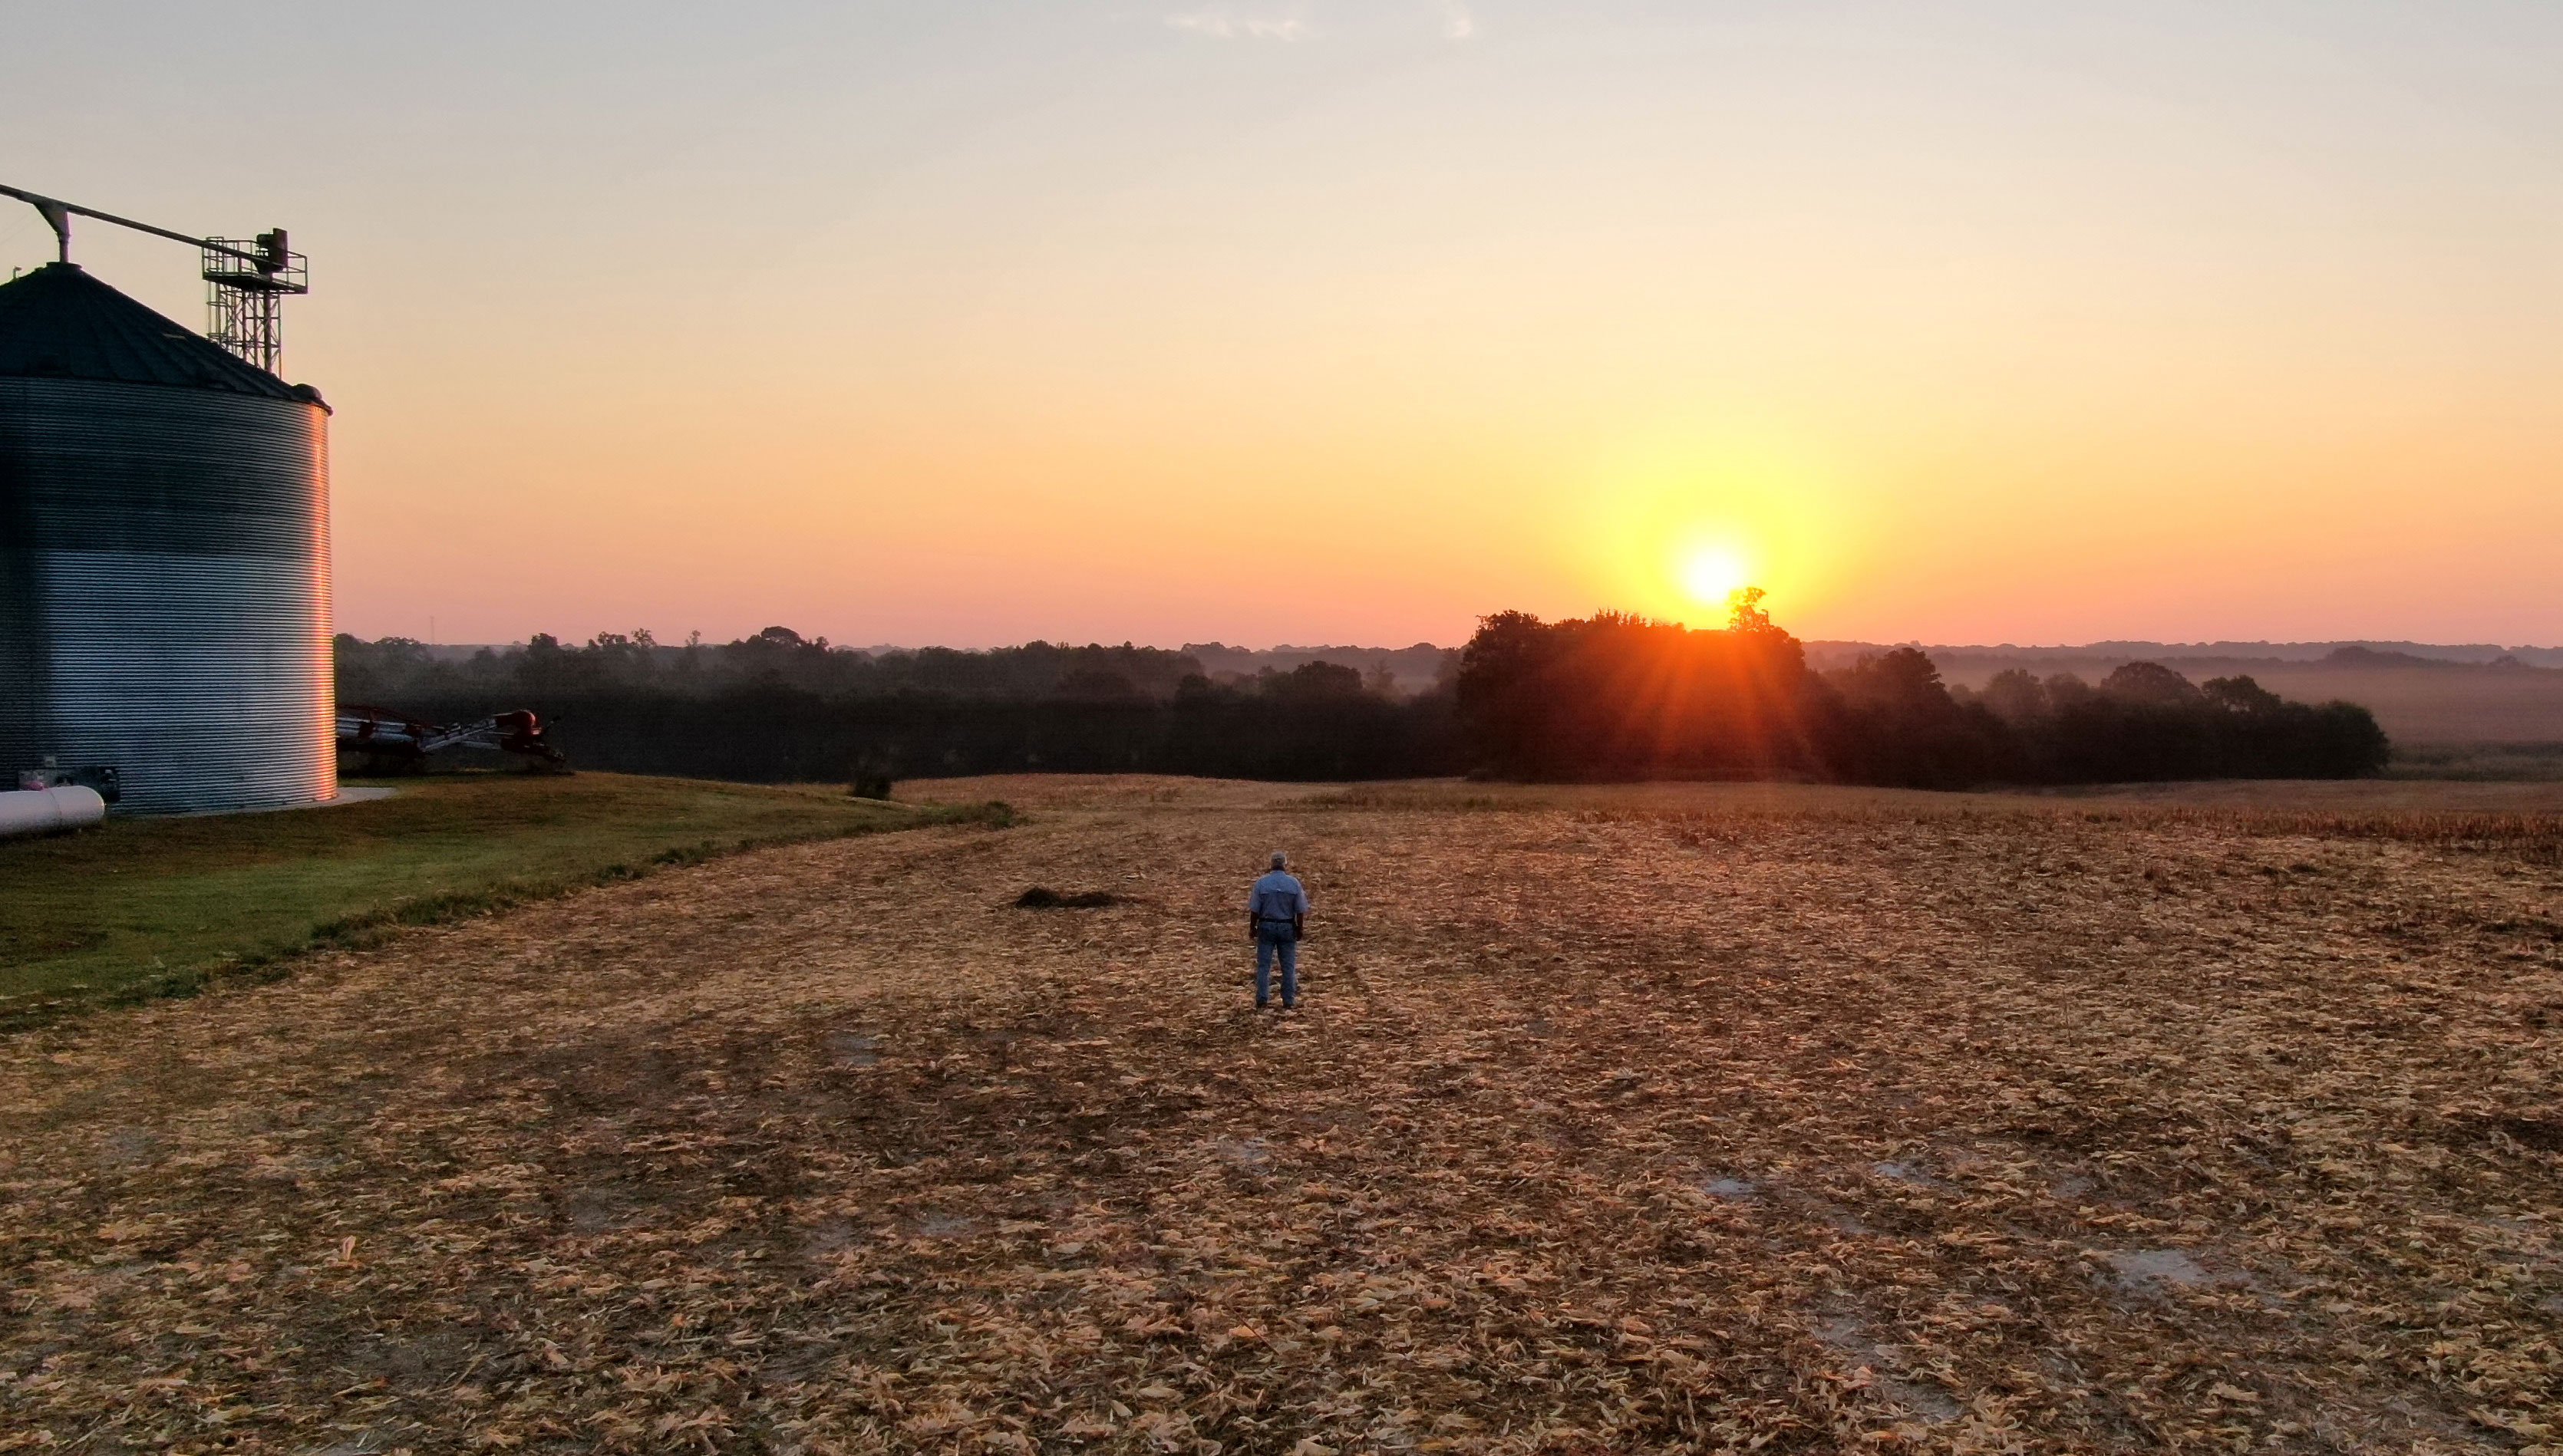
[0, 262, 311, 402]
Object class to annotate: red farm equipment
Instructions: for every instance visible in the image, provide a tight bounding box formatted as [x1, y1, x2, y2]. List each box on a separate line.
[336, 705, 569, 774]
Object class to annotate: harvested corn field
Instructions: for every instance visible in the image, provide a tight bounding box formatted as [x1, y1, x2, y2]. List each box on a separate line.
[2, 777, 2560, 1453]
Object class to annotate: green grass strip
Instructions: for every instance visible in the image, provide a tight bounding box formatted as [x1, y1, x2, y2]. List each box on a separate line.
[0, 773, 1014, 1030]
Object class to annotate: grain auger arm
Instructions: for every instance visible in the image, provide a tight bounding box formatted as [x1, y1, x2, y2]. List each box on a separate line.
[2, 182, 307, 373]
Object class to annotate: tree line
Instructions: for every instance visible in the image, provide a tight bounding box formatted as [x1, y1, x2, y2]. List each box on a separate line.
[1452, 594, 2388, 786]
[335, 629, 1453, 782]
[335, 601, 2387, 787]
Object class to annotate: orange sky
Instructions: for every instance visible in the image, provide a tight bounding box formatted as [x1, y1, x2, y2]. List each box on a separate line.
[8, 3, 2561, 647]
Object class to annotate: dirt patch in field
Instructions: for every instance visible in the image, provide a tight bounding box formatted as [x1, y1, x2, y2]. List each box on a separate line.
[898, 774, 1310, 812]
[1, 784, 2558, 1452]
[1015, 888, 1126, 910]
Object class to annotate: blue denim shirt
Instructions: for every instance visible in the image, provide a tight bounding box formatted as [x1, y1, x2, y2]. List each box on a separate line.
[1248, 871, 1308, 934]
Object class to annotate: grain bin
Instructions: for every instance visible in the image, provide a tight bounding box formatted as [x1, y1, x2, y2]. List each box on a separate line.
[0, 262, 335, 813]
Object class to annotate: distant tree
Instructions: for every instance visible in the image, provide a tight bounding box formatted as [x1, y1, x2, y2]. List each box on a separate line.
[579, 629, 660, 685]
[1727, 586, 1778, 637]
[513, 632, 580, 693]
[2101, 661, 2203, 707]
[1263, 660, 1367, 701]
[2299, 703, 2391, 777]
[1833, 647, 1951, 716]
[1822, 647, 1994, 788]
[1980, 667, 2047, 725]
[1054, 667, 1143, 703]
[2202, 674, 2284, 715]
[2043, 671, 2098, 711]
[1456, 607, 1822, 781]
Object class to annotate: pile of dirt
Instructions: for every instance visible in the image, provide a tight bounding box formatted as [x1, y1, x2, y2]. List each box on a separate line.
[1013, 886, 1122, 909]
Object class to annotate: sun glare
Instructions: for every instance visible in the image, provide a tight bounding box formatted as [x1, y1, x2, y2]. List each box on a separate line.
[1573, 434, 1855, 628]
[1680, 547, 1749, 608]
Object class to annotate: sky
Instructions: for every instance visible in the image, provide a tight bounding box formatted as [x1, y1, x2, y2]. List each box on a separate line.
[6, 1, 2561, 649]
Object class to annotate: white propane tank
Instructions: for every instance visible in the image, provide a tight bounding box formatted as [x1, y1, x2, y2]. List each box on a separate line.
[0, 786, 107, 838]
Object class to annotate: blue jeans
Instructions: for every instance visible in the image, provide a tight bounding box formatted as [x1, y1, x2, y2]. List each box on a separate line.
[1255, 932, 1298, 1006]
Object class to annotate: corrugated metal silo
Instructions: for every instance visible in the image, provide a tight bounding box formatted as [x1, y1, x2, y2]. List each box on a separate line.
[0, 262, 335, 813]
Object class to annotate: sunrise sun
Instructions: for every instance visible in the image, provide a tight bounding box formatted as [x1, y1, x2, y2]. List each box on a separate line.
[1679, 546, 1750, 608]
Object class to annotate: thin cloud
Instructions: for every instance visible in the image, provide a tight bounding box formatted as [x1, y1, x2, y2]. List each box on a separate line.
[1165, 5, 1309, 41]
[1437, 1, 1476, 39]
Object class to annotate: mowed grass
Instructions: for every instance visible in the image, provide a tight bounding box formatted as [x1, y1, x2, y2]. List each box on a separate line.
[0, 771, 999, 1019]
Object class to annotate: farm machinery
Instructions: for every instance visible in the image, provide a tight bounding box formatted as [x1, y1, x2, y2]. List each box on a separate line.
[336, 705, 569, 774]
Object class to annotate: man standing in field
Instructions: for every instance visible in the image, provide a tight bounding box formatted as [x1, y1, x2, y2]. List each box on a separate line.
[1247, 852, 1310, 1010]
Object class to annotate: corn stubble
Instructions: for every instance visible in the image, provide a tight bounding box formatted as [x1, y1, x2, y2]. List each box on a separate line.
[2, 781, 2558, 1452]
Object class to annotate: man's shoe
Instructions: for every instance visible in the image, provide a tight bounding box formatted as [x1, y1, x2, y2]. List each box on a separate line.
[1255, 1000, 1268, 1010]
